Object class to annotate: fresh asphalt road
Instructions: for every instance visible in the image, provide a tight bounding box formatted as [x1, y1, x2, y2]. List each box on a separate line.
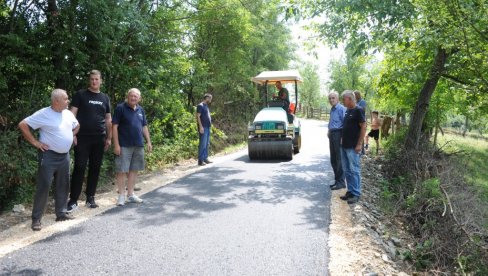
[1, 119, 333, 276]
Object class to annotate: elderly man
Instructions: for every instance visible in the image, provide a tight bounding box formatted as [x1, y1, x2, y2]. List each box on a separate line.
[18, 89, 80, 231]
[112, 88, 152, 206]
[328, 92, 346, 190]
[340, 90, 367, 204]
[354, 90, 367, 112]
[196, 93, 213, 166]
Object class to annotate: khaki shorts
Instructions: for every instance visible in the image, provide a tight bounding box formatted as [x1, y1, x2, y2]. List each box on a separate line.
[115, 147, 145, 173]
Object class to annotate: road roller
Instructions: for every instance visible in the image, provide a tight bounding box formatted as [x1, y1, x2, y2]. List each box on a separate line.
[248, 70, 302, 160]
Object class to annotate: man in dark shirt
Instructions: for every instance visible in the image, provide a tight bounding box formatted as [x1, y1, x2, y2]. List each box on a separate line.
[273, 81, 290, 112]
[354, 90, 367, 155]
[340, 90, 366, 204]
[67, 70, 112, 211]
[196, 93, 213, 166]
[112, 88, 152, 206]
[328, 92, 346, 190]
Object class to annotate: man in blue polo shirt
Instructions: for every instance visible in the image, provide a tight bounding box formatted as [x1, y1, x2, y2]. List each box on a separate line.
[328, 92, 346, 190]
[112, 88, 152, 206]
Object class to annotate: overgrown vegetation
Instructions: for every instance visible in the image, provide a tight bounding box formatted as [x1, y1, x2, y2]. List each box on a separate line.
[380, 131, 488, 274]
[0, 0, 295, 212]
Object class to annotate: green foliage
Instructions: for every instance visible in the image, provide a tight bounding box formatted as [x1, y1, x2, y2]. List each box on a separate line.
[438, 133, 488, 202]
[0, 131, 38, 211]
[299, 62, 321, 112]
[0, 0, 295, 211]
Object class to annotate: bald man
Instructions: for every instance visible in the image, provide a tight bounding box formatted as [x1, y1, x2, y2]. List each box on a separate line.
[19, 89, 79, 231]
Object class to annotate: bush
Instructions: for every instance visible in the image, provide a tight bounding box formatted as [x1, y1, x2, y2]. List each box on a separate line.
[380, 131, 488, 274]
[0, 130, 38, 211]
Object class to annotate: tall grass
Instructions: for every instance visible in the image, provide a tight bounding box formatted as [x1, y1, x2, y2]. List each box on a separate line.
[437, 133, 488, 201]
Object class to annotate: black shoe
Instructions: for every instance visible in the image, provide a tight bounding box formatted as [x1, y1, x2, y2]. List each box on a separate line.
[134, 187, 141, 192]
[347, 196, 360, 204]
[66, 200, 78, 213]
[198, 160, 206, 166]
[86, 196, 99, 208]
[330, 184, 346, 190]
[340, 192, 353, 200]
[204, 159, 213, 164]
[55, 214, 74, 221]
[31, 220, 42, 231]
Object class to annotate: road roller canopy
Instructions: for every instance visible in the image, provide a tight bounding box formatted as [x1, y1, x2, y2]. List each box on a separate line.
[251, 70, 303, 85]
[253, 107, 288, 124]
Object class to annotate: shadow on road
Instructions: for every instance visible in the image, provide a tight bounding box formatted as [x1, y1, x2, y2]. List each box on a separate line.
[116, 152, 333, 232]
[1, 265, 43, 276]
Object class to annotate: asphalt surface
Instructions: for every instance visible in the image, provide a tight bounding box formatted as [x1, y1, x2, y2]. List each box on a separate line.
[0, 119, 333, 276]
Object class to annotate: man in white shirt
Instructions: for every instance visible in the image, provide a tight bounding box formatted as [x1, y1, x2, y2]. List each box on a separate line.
[18, 89, 80, 231]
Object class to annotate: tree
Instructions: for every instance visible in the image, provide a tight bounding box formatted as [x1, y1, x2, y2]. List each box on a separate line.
[299, 62, 321, 116]
[303, 0, 488, 149]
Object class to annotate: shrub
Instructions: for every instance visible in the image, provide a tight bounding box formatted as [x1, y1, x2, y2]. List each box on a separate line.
[0, 130, 38, 211]
[380, 132, 488, 274]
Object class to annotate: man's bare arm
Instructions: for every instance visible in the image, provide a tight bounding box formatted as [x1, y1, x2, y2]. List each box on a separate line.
[104, 113, 112, 150]
[143, 125, 152, 152]
[355, 122, 367, 153]
[70, 106, 78, 117]
[18, 120, 49, 151]
[196, 112, 204, 134]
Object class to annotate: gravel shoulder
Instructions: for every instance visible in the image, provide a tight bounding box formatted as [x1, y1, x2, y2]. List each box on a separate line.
[328, 153, 413, 275]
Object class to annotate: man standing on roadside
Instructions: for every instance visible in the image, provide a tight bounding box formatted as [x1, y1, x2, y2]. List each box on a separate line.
[340, 90, 367, 204]
[327, 92, 346, 190]
[18, 89, 79, 231]
[196, 93, 213, 166]
[67, 70, 112, 211]
[354, 90, 367, 155]
[113, 88, 152, 206]
[354, 90, 367, 113]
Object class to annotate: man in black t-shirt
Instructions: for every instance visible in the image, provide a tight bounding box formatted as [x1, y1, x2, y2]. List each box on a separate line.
[339, 90, 366, 204]
[67, 70, 112, 212]
[273, 81, 290, 113]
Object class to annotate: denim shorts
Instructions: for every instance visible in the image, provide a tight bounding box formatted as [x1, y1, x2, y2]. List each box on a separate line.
[115, 147, 145, 173]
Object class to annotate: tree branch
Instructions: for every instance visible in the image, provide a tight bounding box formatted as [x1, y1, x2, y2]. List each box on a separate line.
[441, 74, 474, 87]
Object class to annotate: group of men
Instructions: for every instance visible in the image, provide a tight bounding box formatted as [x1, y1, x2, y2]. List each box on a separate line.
[19, 70, 153, 231]
[327, 90, 379, 204]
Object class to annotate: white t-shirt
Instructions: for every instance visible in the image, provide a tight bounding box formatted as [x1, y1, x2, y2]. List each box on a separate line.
[25, 107, 79, 153]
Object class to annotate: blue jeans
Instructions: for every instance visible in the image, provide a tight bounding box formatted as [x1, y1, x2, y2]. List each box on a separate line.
[340, 147, 361, 196]
[198, 127, 211, 161]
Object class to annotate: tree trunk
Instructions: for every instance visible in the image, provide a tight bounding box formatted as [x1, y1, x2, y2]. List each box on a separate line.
[462, 115, 469, 137]
[405, 47, 448, 149]
[8, 0, 20, 32]
[46, 0, 65, 89]
[433, 114, 439, 147]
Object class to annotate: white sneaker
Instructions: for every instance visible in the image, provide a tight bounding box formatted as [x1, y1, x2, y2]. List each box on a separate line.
[127, 194, 143, 203]
[116, 194, 125, 206]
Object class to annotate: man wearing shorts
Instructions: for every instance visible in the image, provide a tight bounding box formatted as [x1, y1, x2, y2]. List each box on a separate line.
[112, 88, 152, 206]
[365, 111, 381, 154]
